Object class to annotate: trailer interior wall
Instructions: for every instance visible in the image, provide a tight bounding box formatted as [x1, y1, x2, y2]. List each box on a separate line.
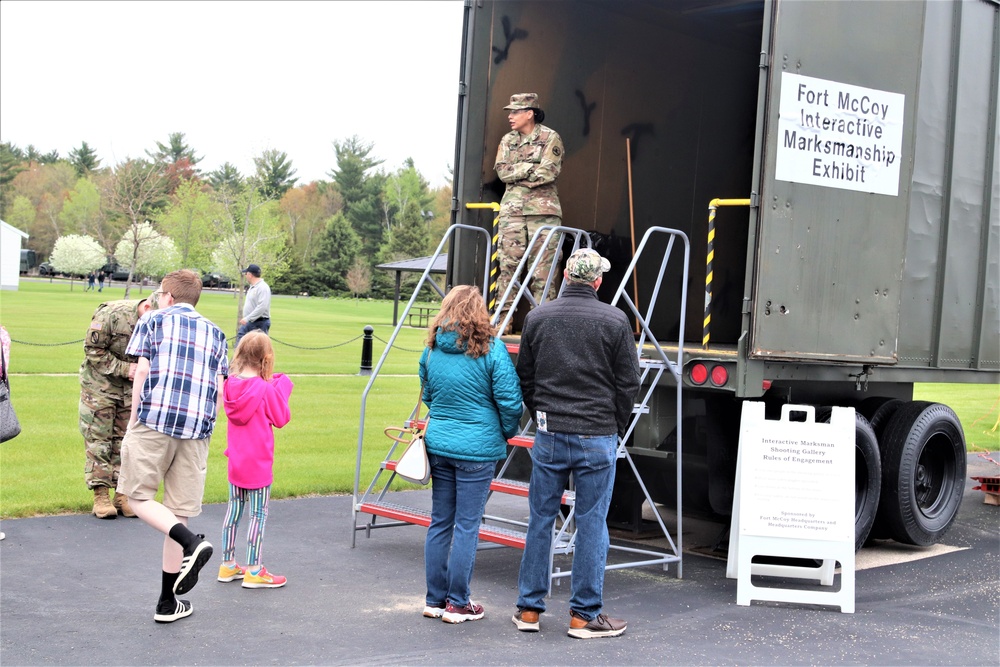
[898, 0, 1000, 373]
[456, 0, 765, 343]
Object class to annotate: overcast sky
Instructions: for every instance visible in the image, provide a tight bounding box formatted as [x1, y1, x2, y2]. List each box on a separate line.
[0, 1, 464, 187]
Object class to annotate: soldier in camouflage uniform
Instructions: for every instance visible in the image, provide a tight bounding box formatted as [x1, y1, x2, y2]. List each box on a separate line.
[80, 298, 151, 519]
[494, 93, 564, 330]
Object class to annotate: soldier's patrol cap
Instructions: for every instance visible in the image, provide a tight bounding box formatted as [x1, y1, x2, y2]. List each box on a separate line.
[565, 248, 611, 283]
[504, 93, 540, 111]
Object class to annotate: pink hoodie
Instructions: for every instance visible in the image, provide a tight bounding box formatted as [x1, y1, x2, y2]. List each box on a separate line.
[223, 373, 293, 489]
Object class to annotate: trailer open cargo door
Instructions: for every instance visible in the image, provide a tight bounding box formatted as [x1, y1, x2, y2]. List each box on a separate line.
[750, 0, 925, 364]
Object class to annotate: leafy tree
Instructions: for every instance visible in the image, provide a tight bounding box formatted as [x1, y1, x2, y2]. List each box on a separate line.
[207, 162, 243, 193]
[7, 161, 77, 256]
[58, 177, 102, 236]
[158, 179, 221, 269]
[114, 223, 180, 280]
[148, 133, 202, 194]
[314, 212, 362, 294]
[23, 145, 42, 164]
[147, 132, 202, 167]
[211, 184, 288, 328]
[7, 196, 36, 237]
[49, 234, 106, 288]
[330, 136, 386, 257]
[279, 182, 342, 266]
[385, 200, 431, 258]
[253, 149, 298, 200]
[345, 256, 371, 299]
[68, 141, 101, 176]
[373, 201, 432, 298]
[103, 159, 169, 297]
[0, 142, 27, 216]
[383, 158, 434, 234]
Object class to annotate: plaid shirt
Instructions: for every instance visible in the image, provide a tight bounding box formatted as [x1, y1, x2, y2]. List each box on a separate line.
[127, 303, 229, 440]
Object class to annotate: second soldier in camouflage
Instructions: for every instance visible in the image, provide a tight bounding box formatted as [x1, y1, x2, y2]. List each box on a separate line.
[80, 298, 151, 518]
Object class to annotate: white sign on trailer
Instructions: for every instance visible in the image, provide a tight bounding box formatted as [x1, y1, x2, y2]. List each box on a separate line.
[775, 72, 905, 196]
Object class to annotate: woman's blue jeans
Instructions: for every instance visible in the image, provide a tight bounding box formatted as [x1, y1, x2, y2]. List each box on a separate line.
[424, 454, 494, 608]
[516, 431, 617, 621]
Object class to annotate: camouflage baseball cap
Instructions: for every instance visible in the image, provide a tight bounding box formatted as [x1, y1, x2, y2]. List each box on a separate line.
[566, 248, 611, 283]
[504, 93, 540, 110]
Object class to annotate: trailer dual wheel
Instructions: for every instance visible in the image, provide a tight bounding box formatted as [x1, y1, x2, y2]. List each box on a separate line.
[878, 401, 967, 546]
[857, 397, 904, 543]
[816, 408, 881, 551]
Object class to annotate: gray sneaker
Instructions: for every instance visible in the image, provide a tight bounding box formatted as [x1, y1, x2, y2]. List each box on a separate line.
[567, 611, 627, 639]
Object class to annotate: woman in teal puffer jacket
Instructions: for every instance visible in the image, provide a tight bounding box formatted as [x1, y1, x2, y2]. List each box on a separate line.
[419, 285, 523, 624]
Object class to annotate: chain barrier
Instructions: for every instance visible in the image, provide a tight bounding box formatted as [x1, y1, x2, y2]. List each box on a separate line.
[265, 335, 363, 351]
[372, 335, 424, 354]
[11, 334, 419, 353]
[11, 338, 84, 347]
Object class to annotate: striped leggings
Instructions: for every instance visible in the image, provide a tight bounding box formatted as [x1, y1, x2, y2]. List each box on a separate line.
[221, 483, 271, 566]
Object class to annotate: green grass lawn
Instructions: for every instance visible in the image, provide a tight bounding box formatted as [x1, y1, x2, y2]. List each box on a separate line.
[0, 279, 996, 518]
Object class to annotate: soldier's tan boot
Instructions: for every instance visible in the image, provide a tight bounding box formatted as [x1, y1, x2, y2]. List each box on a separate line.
[112, 492, 136, 518]
[92, 487, 117, 520]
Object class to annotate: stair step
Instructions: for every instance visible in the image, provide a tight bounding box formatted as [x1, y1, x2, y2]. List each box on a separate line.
[380, 463, 574, 504]
[359, 500, 527, 549]
[405, 419, 534, 449]
[490, 477, 575, 504]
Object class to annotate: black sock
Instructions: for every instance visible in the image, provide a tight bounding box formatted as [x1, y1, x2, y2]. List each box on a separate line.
[159, 571, 179, 605]
[168, 523, 198, 551]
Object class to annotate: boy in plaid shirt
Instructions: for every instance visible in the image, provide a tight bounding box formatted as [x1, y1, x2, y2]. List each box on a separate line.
[117, 269, 229, 623]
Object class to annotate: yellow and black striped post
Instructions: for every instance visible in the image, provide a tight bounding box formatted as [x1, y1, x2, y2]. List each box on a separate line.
[704, 198, 751, 350]
[465, 202, 502, 313]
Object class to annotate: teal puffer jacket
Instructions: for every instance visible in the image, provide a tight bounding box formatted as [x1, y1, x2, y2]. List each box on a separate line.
[419, 330, 523, 462]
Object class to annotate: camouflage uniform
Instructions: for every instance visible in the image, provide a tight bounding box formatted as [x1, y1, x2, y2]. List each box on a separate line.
[80, 300, 143, 490]
[495, 121, 564, 319]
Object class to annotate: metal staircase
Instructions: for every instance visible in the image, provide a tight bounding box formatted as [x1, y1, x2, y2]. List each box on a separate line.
[352, 221, 691, 585]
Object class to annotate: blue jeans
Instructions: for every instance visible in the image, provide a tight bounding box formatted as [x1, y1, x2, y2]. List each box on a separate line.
[424, 454, 494, 608]
[516, 431, 617, 621]
[236, 318, 270, 347]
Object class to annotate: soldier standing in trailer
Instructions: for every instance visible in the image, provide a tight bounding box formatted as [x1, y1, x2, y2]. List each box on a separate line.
[80, 298, 152, 518]
[494, 93, 564, 330]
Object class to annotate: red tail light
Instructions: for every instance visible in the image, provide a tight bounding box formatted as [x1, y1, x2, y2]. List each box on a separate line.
[690, 363, 708, 385]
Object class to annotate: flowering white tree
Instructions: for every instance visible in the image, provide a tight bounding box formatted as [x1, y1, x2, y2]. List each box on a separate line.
[49, 235, 105, 290]
[114, 222, 180, 296]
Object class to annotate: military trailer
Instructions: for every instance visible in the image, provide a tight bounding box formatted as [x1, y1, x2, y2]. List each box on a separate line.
[447, 0, 999, 549]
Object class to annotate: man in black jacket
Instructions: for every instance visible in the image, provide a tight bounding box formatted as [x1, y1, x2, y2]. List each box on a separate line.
[512, 248, 641, 639]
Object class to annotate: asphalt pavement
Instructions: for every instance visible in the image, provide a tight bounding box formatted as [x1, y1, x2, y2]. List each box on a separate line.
[1, 453, 997, 666]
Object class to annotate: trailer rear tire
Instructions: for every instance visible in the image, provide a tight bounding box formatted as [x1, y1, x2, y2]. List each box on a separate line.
[879, 401, 966, 546]
[816, 407, 881, 551]
[858, 397, 904, 440]
[858, 397, 904, 543]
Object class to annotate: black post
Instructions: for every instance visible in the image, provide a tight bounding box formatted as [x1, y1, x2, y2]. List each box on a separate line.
[359, 325, 374, 376]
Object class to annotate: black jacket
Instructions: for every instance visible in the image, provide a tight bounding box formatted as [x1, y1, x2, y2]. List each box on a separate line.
[516, 282, 641, 437]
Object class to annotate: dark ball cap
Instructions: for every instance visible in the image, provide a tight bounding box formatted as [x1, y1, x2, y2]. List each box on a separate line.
[242, 264, 261, 277]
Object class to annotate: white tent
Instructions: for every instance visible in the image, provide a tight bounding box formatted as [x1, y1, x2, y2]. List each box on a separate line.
[1, 220, 30, 290]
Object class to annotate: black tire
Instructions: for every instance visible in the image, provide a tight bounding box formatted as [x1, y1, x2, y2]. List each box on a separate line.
[879, 401, 966, 546]
[858, 397, 904, 440]
[857, 397, 904, 543]
[815, 407, 881, 551]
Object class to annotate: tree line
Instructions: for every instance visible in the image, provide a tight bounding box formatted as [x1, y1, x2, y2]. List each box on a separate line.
[1, 133, 453, 300]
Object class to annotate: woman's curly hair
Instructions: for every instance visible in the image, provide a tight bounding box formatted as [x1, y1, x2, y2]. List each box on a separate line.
[424, 285, 497, 358]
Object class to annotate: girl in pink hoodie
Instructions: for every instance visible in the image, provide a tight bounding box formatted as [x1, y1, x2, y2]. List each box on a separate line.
[218, 331, 293, 589]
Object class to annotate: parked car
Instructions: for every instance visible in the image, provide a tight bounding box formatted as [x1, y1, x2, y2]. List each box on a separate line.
[202, 272, 232, 289]
[37, 262, 55, 276]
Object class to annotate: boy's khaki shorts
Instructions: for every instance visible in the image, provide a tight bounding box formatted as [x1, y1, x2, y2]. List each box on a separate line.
[117, 422, 210, 518]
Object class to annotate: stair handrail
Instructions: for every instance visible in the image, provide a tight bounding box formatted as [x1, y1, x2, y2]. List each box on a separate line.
[352, 223, 492, 544]
[493, 225, 592, 333]
[609, 225, 691, 577]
